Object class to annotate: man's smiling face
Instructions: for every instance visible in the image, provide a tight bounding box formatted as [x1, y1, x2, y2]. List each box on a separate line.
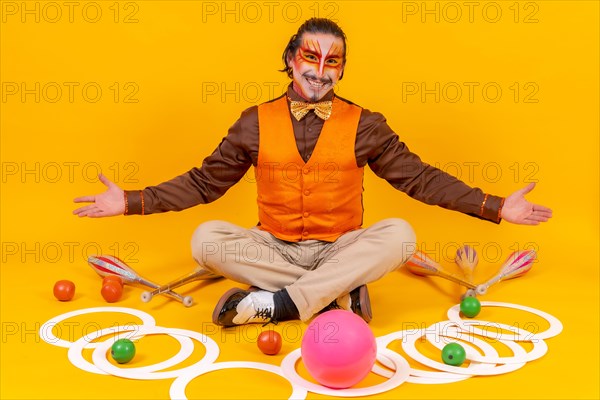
[288, 32, 345, 102]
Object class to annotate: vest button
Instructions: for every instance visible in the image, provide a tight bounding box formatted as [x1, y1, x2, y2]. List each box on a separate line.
[303, 168, 309, 175]
[303, 212, 309, 218]
[304, 190, 310, 196]
[302, 231, 309, 236]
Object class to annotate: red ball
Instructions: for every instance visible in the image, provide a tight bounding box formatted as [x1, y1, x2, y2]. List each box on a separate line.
[102, 275, 124, 288]
[257, 330, 282, 355]
[101, 281, 123, 303]
[53, 280, 76, 301]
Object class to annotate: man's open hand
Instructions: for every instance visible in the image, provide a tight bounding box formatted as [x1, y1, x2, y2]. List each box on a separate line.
[73, 174, 125, 218]
[500, 183, 552, 225]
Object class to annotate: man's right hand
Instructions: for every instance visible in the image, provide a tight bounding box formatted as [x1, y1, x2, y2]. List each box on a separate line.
[73, 174, 126, 218]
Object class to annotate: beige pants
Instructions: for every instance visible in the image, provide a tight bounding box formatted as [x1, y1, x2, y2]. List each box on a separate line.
[191, 218, 416, 321]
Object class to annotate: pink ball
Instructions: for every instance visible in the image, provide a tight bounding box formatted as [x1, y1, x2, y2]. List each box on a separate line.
[301, 310, 377, 389]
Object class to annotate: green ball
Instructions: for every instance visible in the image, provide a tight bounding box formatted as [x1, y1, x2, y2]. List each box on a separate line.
[442, 342, 466, 366]
[460, 296, 481, 318]
[111, 338, 136, 364]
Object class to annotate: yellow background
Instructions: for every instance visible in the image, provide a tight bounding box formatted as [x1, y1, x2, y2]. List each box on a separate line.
[1, 1, 599, 399]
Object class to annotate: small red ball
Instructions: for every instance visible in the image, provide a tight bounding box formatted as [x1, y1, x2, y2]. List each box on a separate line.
[53, 280, 76, 301]
[101, 281, 123, 303]
[102, 275, 124, 288]
[257, 330, 282, 355]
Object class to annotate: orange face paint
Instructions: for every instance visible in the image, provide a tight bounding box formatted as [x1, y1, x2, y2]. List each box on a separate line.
[289, 33, 345, 102]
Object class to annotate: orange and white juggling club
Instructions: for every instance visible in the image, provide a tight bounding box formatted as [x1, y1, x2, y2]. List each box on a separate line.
[88, 255, 193, 307]
[405, 250, 477, 290]
[140, 267, 220, 304]
[475, 250, 537, 295]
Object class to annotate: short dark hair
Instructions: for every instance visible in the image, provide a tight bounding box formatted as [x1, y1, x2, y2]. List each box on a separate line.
[280, 18, 347, 80]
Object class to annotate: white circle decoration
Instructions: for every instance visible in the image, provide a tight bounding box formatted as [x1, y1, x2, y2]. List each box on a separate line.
[447, 301, 563, 341]
[373, 352, 471, 384]
[425, 321, 548, 364]
[401, 327, 526, 375]
[92, 326, 219, 380]
[170, 361, 308, 400]
[67, 325, 193, 375]
[39, 307, 156, 349]
[37, 301, 564, 398]
[374, 330, 473, 383]
[280, 348, 410, 397]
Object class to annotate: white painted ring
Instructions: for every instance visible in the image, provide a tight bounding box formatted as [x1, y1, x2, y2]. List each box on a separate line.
[67, 324, 193, 375]
[376, 329, 492, 379]
[280, 348, 410, 397]
[373, 352, 471, 384]
[426, 321, 547, 364]
[401, 327, 526, 375]
[91, 326, 219, 380]
[39, 307, 156, 349]
[447, 301, 563, 341]
[170, 361, 308, 400]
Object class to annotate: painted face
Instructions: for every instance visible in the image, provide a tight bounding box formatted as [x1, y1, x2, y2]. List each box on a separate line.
[288, 32, 345, 102]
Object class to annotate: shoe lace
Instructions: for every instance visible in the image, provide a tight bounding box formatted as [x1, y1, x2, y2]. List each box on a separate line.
[262, 319, 278, 327]
[253, 307, 279, 327]
[254, 307, 273, 320]
[320, 300, 341, 313]
[328, 300, 342, 310]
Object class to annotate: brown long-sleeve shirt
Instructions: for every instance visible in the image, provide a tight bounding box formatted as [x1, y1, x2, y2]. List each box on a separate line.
[125, 85, 504, 223]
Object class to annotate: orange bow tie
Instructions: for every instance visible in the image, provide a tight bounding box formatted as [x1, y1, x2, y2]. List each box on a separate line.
[289, 98, 333, 121]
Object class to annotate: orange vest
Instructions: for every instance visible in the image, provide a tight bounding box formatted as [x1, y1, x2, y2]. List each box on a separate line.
[256, 96, 364, 242]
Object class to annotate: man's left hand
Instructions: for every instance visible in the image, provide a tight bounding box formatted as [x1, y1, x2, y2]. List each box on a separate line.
[501, 183, 553, 225]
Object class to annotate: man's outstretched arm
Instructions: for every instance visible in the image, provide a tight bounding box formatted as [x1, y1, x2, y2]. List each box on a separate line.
[73, 108, 256, 217]
[357, 110, 552, 225]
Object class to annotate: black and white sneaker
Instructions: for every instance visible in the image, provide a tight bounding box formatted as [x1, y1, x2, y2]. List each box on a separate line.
[321, 285, 372, 323]
[212, 288, 275, 327]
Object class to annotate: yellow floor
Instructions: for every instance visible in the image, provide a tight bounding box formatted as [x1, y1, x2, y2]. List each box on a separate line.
[1, 221, 598, 399]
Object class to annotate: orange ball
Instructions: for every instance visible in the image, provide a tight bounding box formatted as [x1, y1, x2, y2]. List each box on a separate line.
[257, 330, 282, 355]
[101, 281, 123, 303]
[102, 275, 124, 288]
[53, 280, 75, 301]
